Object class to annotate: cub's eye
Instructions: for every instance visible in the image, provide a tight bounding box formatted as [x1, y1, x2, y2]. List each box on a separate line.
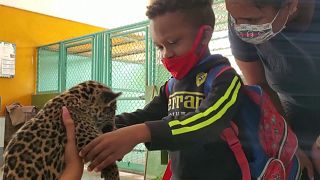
[102, 123, 114, 132]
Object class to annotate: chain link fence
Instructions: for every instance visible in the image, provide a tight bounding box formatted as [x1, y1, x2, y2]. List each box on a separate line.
[37, 21, 154, 174]
[108, 26, 150, 174]
[36, 0, 229, 176]
[37, 44, 60, 93]
[65, 38, 94, 89]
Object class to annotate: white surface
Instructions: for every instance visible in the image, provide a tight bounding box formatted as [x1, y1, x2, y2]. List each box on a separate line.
[0, 0, 149, 29]
[210, 30, 241, 75]
[0, 117, 4, 147]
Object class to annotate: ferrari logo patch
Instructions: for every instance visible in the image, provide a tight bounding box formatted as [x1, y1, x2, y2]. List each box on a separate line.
[196, 72, 207, 87]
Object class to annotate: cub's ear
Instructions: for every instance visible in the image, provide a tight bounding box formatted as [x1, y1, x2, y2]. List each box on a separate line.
[101, 91, 122, 106]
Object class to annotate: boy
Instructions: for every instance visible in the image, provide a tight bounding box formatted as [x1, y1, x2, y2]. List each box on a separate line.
[74, 0, 244, 179]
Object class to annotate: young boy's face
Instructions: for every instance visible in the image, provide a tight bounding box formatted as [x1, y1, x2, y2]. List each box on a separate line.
[150, 11, 199, 59]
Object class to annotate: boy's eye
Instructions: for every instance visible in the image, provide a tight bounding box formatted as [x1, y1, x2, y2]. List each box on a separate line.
[156, 45, 163, 51]
[167, 40, 177, 44]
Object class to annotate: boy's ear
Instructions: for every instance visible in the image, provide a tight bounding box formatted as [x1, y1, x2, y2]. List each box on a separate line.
[201, 25, 213, 46]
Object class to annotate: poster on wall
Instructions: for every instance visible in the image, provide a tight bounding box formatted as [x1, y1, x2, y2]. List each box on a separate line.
[0, 42, 16, 78]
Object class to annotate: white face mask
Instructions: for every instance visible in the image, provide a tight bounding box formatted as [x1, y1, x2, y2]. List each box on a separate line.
[231, 10, 288, 44]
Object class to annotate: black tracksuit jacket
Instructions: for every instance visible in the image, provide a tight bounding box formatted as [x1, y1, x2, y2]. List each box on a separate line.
[115, 54, 244, 179]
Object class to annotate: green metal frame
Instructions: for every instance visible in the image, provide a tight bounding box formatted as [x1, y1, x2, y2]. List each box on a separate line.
[36, 0, 229, 175]
[37, 21, 151, 93]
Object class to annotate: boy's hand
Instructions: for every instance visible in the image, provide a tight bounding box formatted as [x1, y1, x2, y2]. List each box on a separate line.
[59, 107, 84, 180]
[79, 124, 151, 172]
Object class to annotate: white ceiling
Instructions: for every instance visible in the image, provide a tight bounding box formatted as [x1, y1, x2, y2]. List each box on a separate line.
[0, 0, 149, 28]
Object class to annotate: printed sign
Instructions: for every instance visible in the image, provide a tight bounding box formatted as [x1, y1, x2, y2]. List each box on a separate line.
[0, 42, 16, 78]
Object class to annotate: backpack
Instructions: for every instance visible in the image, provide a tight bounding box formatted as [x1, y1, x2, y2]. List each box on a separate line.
[163, 64, 301, 180]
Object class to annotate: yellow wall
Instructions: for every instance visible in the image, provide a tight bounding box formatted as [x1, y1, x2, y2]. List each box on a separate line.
[0, 5, 105, 115]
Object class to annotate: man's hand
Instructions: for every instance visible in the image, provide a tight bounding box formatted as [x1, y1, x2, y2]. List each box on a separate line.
[59, 107, 84, 180]
[297, 148, 314, 180]
[80, 124, 151, 172]
[312, 136, 320, 174]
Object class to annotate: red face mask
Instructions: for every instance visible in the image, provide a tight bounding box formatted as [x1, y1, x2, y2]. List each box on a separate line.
[161, 25, 209, 80]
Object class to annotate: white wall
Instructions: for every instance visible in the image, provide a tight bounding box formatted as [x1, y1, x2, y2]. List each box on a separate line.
[210, 30, 241, 74]
[0, 117, 4, 147]
[0, 0, 149, 28]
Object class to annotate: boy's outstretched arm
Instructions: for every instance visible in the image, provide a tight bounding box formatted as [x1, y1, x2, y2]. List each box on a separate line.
[79, 123, 151, 172]
[82, 84, 168, 172]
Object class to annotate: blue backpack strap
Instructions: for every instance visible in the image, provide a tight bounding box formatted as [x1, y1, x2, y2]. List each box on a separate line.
[166, 65, 233, 97]
[165, 78, 175, 98]
[204, 64, 233, 96]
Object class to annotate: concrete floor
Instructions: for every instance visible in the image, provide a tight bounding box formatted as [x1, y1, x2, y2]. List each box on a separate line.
[82, 170, 144, 180]
[0, 169, 144, 180]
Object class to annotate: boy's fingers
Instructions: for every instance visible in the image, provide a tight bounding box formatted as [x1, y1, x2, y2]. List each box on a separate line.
[92, 154, 114, 172]
[86, 146, 112, 171]
[62, 106, 75, 141]
[79, 137, 101, 158]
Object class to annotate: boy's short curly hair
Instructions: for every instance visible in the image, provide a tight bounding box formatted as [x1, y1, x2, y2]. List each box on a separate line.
[251, 0, 286, 8]
[146, 0, 215, 29]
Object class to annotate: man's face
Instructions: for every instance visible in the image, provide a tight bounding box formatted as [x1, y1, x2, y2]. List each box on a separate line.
[150, 11, 198, 59]
[225, 0, 291, 33]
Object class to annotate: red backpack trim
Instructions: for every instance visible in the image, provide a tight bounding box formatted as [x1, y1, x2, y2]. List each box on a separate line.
[163, 64, 300, 180]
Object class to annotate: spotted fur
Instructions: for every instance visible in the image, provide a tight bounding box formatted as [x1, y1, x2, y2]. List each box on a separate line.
[2, 81, 120, 180]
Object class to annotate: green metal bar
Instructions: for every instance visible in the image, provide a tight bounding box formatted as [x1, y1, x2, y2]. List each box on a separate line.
[59, 42, 66, 92]
[112, 88, 145, 93]
[36, 48, 41, 93]
[150, 38, 157, 86]
[111, 38, 145, 48]
[110, 27, 147, 38]
[118, 97, 145, 101]
[36, 90, 60, 94]
[38, 34, 96, 48]
[106, 20, 149, 34]
[63, 35, 95, 44]
[92, 35, 98, 81]
[101, 33, 107, 84]
[97, 32, 104, 83]
[38, 21, 150, 49]
[105, 33, 112, 86]
[64, 39, 92, 49]
[145, 27, 151, 86]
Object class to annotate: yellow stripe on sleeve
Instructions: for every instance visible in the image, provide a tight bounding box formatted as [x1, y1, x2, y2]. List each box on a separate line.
[171, 81, 241, 135]
[168, 76, 239, 127]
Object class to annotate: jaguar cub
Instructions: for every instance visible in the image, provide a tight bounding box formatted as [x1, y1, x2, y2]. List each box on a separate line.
[2, 81, 121, 180]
